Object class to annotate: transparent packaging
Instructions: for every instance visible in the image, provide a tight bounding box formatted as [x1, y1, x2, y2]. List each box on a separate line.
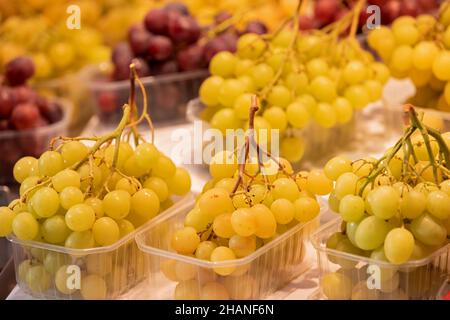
[0, 99, 70, 186]
[135, 199, 321, 300]
[7, 195, 192, 300]
[437, 278, 450, 300]
[88, 65, 208, 126]
[311, 218, 450, 300]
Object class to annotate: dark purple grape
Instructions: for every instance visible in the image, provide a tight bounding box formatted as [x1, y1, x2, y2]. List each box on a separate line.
[214, 11, 232, 25]
[144, 8, 169, 35]
[5, 56, 35, 86]
[219, 32, 238, 52]
[151, 60, 178, 75]
[176, 44, 205, 71]
[128, 27, 153, 56]
[10, 103, 40, 130]
[164, 2, 190, 15]
[148, 36, 174, 61]
[112, 63, 130, 81]
[97, 91, 118, 114]
[168, 13, 201, 45]
[204, 38, 229, 62]
[112, 42, 134, 66]
[243, 21, 268, 35]
[133, 58, 151, 78]
[37, 98, 63, 123]
[13, 85, 37, 104]
[0, 86, 15, 119]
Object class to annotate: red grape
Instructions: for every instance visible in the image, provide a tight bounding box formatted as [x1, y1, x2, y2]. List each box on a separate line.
[176, 44, 205, 71]
[0, 86, 15, 119]
[128, 27, 153, 56]
[10, 103, 40, 130]
[148, 36, 174, 61]
[164, 2, 190, 16]
[133, 58, 151, 78]
[214, 11, 232, 25]
[204, 38, 229, 62]
[151, 60, 179, 75]
[37, 98, 63, 123]
[5, 56, 35, 86]
[13, 86, 37, 104]
[112, 42, 133, 66]
[315, 0, 339, 24]
[368, 0, 389, 6]
[400, 0, 419, 17]
[144, 8, 169, 35]
[168, 13, 201, 45]
[244, 21, 268, 35]
[0, 119, 8, 131]
[417, 0, 437, 10]
[299, 15, 316, 30]
[97, 91, 118, 114]
[382, 1, 401, 24]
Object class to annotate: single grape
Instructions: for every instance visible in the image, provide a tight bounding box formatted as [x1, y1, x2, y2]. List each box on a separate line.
[38, 151, 63, 177]
[42, 215, 70, 244]
[344, 85, 370, 110]
[410, 214, 447, 246]
[321, 272, 352, 300]
[13, 157, 38, 183]
[211, 108, 241, 135]
[339, 195, 365, 222]
[367, 186, 400, 220]
[210, 51, 236, 78]
[210, 246, 236, 276]
[80, 275, 107, 300]
[195, 241, 217, 260]
[324, 156, 353, 181]
[131, 188, 160, 221]
[172, 227, 200, 254]
[59, 186, 84, 210]
[0, 207, 16, 236]
[153, 156, 176, 179]
[134, 143, 159, 171]
[432, 51, 450, 81]
[306, 58, 329, 79]
[209, 151, 238, 180]
[30, 187, 60, 218]
[263, 107, 287, 131]
[52, 169, 81, 192]
[103, 190, 131, 220]
[218, 78, 246, 108]
[213, 213, 235, 238]
[93, 217, 120, 246]
[117, 219, 135, 237]
[143, 177, 169, 202]
[26, 265, 51, 293]
[384, 228, 415, 264]
[199, 188, 234, 218]
[309, 76, 337, 103]
[65, 204, 95, 232]
[294, 197, 320, 222]
[343, 60, 367, 85]
[65, 230, 95, 249]
[286, 102, 310, 128]
[426, 190, 450, 220]
[399, 189, 426, 219]
[355, 216, 389, 250]
[230, 208, 256, 237]
[5, 56, 35, 86]
[237, 33, 266, 60]
[115, 178, 137, 195]
[334, 172, 359, 199]
[306, 170, 333, 195]
[272, 178, 300, 202]
[412, 41, 439, 70]
[251, 63, 274, 89]
[84, 198, 104, 219]
[270, 199, 295, 225]
[60, 141, 89, 168]
[199, 76, 224, 106]
[267, 85, 292, 108]
[280, 137, 305, 163]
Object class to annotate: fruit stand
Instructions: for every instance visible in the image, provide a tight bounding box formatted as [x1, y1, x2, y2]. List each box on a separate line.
[1, 0, 450, 302]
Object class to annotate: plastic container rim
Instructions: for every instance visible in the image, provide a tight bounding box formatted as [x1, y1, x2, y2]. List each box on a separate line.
[311, 216, 450, 268]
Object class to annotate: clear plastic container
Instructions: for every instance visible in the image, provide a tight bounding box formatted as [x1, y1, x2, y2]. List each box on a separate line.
[311, 217, 450, 300]
[135, 199, 321, 300]
[0, 99, 71, 186]
[437, 278, 450, 300]
[88, 65, 208, 127]
[7, 194, 193, 300]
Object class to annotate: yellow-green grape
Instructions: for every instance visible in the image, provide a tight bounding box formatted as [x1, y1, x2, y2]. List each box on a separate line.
[52, 169, 81, 192]
[185, 207, 212, 232]
[314, 102, 337, 128]
[263, 106, 288, 131]
[440, 179, 450, 196]
[286, 101, 310, 128]
[104, 142, 133, 169]
[123, 156, 149, 178]
[351, 281, 380, 300]
[172, 227, 200, 254]
[426, 190, 450, 220]
[201, 282, 230, 300]
[80, 274, 107, 300]
[213, 213, 235, 238]
[371, 62, 391, 84]
[143, 177, 169, 202]
[215, 178, 237, 194]
[115, 178, 137, 195]
[252, 204, 277, 239]
[432, 51, 450, 81]
[370, 246, 397, 281]
[134, 143, 159, 171]
[310, 76, 337, 103]
[42, 215, 70, 244]
[38, 151, 63, 177]
[267, 85, 292, 108]
[174, 260, 197, 281]
[328, 191, 341, 213]
[20, 176, 40, 197]
[59, 186, 84, 210]
[324, 156, 353, 181]
[55, 265, 78, 295]
[209, 151, 238, 180]
[210, 51, 236, 78]
[60, 141, 89, 168]
[237, 33, 266, 60]
[238, 75, 255, 92]
[84, 198, 104, 219]
[230, 208, 256, 237]
[12, 212, 39, 240]
[294, 197, 320, 222]
[343, 60, 367, 85]
[103, 190, 131, 220]
[199, 188, 234, 218]
[234, 59, 254, 77]
[65, 230, 95, 249]
[228, 234, 256, 258]
[0, 207, 16, 236]
[218, 78, 245, 107]
[234, 93, 254, 120]
[345, 85, 370, 110]
[78, 163, 103, 192]
[30, 187, 60, 218]
[339, 195, 365, 222]
[43, 252, 68, 274]
[251, 63, 274, 89]
[210, 246, 236, 276]
[306, 170, 333, 195]
[383, 228, 415, 264]
[166, 167, 191, 196]
[211, 108, 241, 134]
[174, 280, 200, 300]
[153, 156, 176, 179]
[65, 204, 95, 232]
[195, 241, 217, 260]
[199, 76, 224, 106]
[32, 53, 53, 79]
[398, 189, 425, 220]
[92, 217, 120, 246]
[389, 45, 413, 74]
[13, 157, 38, 183]
[321, 272, 352, 300]
[270, 199, 295, 225]
[306, 58, 328, 78]
[285, 72, 309, 95]
[117, 219, 135, 238]
[367, 186, 400, 220]
[392, 21, 419, 46]
[410, 214, 447, 246]
[412, 41, 439, 70]
[18, 260, 32, 283]
[49, 42, 75, 69]
[131, 188, 160, 221]
[364, 80, 383, 102]
[355, 216, 389, 250]
[272, 178, 300, 202]
[26, 265, 51, 293]
[335, 238, 364, 268]
[334, 172, 359, 200]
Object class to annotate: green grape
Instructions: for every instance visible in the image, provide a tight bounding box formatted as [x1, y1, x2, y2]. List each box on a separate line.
[234, 59, 254, 77]
[115, 178, 137, 195]
[443, 26, 450, 49]
[367, 186, 400, 220]
[199, 76, 224, 106]
[93, 217, 120, 246]
[343, 60, 367, 85]
[272, 29, 293, 47]
[65, 204, 95, 232]
[371, 62, 391, 84]
[13, 156, 38, 183]
[18, 260, 32, 283]
[324, 156, 353, 181]
[80, 274, 107, 300]
[19, 176, 40, 197]
[230, 208, 256, 237]
[185, 207, 212, 232]
[355, 216, 389, 250]
[440, 179, 450, 196]
[410, 214, 447, 246]
[30, 187, 60, 218]
[143, 177, 169, 202]
[345, 85, 370, 110]
[218, 78, 246, 107]
[346, 219, 363, 247]
[412, 41, 439, 70]
[294, 197, 320, 222]
[399, 190, 426, 219]
[60, 141, 89, 168]
[251, 63, 274, 89]
[364, 80, 383, 102]
[42, 215, 70, 244]
[393, 23, 419, 46]
[251, 116, 273, 145]
[102, 190, 130, 221]
[215, 178, 236, 194]
[49, 42, 75, 69]
[131, 188, 160, 221]
[26, 265, 51, 293]
[199, 188, 234, 218]
[335, 238, 365, 268]
[280, 137, 305, 163]
[267, 85, 292, 108]
[370, 246, 397, 281]
[306, 58, 329, 79]
[104, 142, 133, 169]
[134, 143, 159, 171]
[65, 230, 95, 249]
[351, 281, 380, 300]
[117, 219, 135, 237]
[306, 170, 333, 195]
[286, 102, 309, 128]
[213, 213, 234, 238]
[328, 192, 340, 213]
[263, 107, 287, 131]
[238, 75, 256, 93]
[59, 186, 84, 210]
[211, 108, 241, 135]
[432, 51, 450, 81]
[43, 252, 68, 274]
[0, 207, 16, 236]
[200, 282, 230, 300]
[321, 272, 352, 300]
[237, 33, 266, 60]
[296, 94, 317, 115]
[174, 261, 197, 281]
[172, 227, 200, 254]
[84, 198, 104, 219]
[335, 172, 359, 200]
[389, 45, 413, 73]
[174, 280, 200, 300]
[55, 265, 78, 295]
[384, 228, 415, 264]
[233, 93, 253, 120]
[52, 169, 81, 192]
[210, 246, 236, 276]
[78, 163, 103, 192]
[367, 26, 392, 50]
[247, 184, 269, 205]
[252, 204, 277, 239]
[333, 97, 353, 124]
[209, 151, 238, 180]
[272, 178, 300, 202]
[265, 50, 284, 71]
[285, 72, 309, 94]
[210, 51, 236, 78]
[426, 190, 450, 220]
[195, 241, 217, 260]
[310, 76, 337, 103]
[167, 167, 191, 196]
[270, 199, 295, 225]
[339, 195, 365, 222]
[39, 151, 63, 177]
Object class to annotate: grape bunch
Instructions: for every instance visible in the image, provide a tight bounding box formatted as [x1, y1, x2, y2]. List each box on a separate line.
[0, 66, 191, 299]
[0, 56, 64, 184]
[368, 3, 450, 112]
[199, 2, 388, 163]
[320, 105, 450, 300]
[161, 98, 330, 300]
